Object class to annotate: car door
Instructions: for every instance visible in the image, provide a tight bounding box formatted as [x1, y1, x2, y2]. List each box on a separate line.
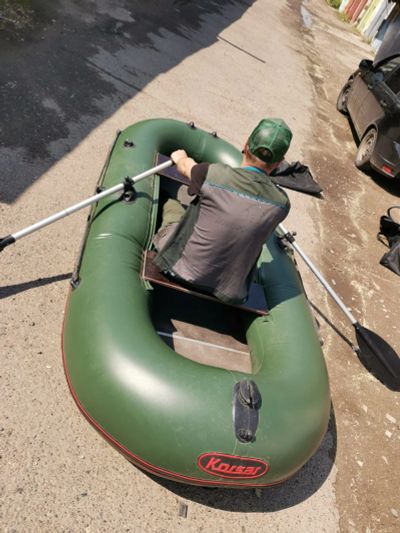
[351, 66, 385, 137]
[380, 61, 400, 141]
[346, 70, 369, 136]
[367, 58, 400, 129]
[347, 62, 381, 137]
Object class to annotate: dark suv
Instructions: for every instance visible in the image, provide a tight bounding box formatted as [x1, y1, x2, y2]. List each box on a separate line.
[337, 55, 400, 179]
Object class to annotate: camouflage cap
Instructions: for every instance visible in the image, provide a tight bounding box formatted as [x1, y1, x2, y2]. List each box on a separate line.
[248, 118, 292, 164]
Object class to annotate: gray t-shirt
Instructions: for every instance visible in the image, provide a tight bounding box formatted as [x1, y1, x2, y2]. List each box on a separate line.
[155, 163, 290, 304]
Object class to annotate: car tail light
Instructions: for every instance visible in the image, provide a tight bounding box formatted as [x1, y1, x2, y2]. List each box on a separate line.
[382, 165, 394, 176]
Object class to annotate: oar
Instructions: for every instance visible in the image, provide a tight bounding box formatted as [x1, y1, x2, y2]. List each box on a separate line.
[279, 224, 400, 380]
[0, 160, 173, 252]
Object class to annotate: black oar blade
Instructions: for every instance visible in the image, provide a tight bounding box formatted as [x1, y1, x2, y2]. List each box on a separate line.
[355, 322, 400, 381]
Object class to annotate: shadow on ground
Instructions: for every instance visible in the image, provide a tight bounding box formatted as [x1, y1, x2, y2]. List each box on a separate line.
[140, 409, 337, 512]
[0, 272, 71, 299]
[0, 0, 255, 203]
[311, 302, 400, 391]
[369, 171, 400, 197]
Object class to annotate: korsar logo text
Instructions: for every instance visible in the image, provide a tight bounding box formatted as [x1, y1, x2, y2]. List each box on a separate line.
[198, 452, 269, 479]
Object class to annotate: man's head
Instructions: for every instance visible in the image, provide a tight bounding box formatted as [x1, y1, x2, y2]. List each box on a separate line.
[244, 118, 292, 172]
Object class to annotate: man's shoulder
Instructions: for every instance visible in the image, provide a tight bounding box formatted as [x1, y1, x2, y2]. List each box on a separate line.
[205, 162, 238, 183]
[211, 166, 290, 208]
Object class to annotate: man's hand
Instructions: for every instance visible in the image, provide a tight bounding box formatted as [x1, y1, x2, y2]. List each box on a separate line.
[171, 150, 188, 165]
[170, 149, 197, 179]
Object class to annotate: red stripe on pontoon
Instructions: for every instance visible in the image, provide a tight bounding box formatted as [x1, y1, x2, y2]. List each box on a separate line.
[61, 290, 286, 488]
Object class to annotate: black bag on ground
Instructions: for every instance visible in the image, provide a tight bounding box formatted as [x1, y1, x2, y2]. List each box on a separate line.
[378, 206, 400, 276]
[270, 161, 323, 197]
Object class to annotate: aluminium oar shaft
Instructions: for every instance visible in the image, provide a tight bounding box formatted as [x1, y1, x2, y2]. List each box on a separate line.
[280, 224, 400, 381]
[279, 224, 357, 325]
[0, 160, 172, 251]
[12, 182, 125, 241]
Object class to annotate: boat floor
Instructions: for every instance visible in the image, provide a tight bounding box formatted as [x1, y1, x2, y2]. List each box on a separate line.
[150, 285, 252, 373]
[149, 170, 254, 373]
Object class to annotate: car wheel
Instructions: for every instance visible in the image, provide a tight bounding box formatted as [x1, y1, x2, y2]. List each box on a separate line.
[355, 128, 378, 172]
[336, 81, 352, 115]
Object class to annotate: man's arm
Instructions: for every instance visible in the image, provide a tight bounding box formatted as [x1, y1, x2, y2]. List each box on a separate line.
[171, 149, 197, 179]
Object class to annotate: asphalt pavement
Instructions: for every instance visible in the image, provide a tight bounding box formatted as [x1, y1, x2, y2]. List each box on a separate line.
[1, 0, 399, 531]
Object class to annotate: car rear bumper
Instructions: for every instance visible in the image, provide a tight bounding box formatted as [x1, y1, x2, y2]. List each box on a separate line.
[371, 135, 400, 178]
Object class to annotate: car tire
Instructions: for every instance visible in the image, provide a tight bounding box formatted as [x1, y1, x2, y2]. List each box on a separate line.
[355, 128, 378, 172]
[336, 81, 352, 115]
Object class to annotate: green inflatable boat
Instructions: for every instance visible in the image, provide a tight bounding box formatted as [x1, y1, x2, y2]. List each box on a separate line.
[63, 118, 330, 488]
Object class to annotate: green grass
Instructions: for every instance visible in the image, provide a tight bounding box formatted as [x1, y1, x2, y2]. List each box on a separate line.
[326, 0, 342, 8]
[338, 12, 350, 23]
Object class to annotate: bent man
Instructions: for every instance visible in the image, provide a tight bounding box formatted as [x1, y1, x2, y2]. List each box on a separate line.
[153, 118, 292, 304]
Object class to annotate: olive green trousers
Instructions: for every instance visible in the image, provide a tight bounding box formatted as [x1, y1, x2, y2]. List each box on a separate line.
[153, 199, 185, 252]
[159, 199, 186, 230]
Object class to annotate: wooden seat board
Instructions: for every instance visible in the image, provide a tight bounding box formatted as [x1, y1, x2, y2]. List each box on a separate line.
[156, 153, 191, 186]
[142, 250, 268, 316]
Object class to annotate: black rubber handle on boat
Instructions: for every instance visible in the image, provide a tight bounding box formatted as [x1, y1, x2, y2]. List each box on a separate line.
[233, 380, 261, 443]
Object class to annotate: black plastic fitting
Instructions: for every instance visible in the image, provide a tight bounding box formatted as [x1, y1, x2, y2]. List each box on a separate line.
[0, 235, 16, 252]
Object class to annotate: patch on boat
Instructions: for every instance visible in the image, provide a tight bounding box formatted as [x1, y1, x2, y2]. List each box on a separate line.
[197, 452, 269, 479]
